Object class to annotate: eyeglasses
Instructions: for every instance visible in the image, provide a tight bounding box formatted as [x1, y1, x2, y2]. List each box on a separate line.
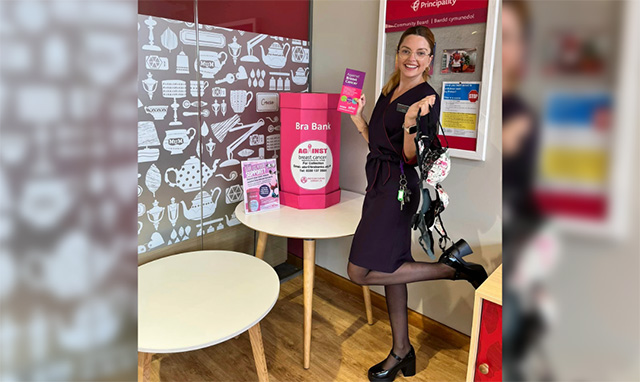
[397, 48, 431, 60]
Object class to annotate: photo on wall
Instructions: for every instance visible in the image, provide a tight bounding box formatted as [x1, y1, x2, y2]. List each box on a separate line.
[441, 48, 477, 74]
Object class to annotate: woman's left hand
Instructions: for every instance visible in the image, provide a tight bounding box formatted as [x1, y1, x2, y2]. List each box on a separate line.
[404, 94, 436, 128]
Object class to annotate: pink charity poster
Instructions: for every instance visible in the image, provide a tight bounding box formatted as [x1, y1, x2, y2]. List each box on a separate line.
[337, 68, 366, 115]
[241, 159, 280, 214]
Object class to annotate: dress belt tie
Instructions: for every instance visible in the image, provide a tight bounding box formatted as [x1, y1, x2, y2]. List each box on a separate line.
[366, 153, 400, 192]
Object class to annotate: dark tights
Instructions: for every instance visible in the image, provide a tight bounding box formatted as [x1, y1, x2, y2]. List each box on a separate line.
[347, 261, 456, 369]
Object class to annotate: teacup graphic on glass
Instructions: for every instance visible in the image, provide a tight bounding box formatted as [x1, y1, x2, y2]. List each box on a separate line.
[230, 90, 253, 113]
[163, 127, 196, 155]
[144, 105, 168, 120]
[195, 50, 227, 78]
[189, 80, 209, 97]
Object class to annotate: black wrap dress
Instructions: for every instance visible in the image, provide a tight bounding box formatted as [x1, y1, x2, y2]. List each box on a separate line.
[348, 81, 441, 273]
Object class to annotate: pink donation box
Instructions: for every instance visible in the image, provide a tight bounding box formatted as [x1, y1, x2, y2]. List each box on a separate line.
[279, 93, 341, 209]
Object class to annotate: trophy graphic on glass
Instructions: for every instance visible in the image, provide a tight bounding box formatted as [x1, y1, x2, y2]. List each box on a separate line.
[147, 200, 165, 230]
[167, 197, 179, 227]
[206, 137, 216, 157]
[221, 99, 227, 116]
[228, 36, 242, 65]
[162, 80, 187, 126]
[142, 72, 158, 100]
[142, 16, 161, 52]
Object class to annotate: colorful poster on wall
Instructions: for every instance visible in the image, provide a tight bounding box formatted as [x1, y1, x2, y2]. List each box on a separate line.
[385, 0, 489, 32]
[241, 159, 280, 214]
[440, 81, 480, 139]
[337, 68, 366, 115]
[534, 92, 611, 221]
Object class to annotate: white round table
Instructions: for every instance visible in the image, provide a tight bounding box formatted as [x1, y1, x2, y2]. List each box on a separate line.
[235, 190, 373, 369]
[138, 250, 279, 382]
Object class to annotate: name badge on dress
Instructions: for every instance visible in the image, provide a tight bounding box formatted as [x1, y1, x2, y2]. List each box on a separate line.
[396, 103, 410, 114]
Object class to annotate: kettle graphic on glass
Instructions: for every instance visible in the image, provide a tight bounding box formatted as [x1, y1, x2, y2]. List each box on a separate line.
[181, 188, 222, 220]
[165, 156, 221, 193]
[290, 67, 309, 85]
[261, 42, 290, 69]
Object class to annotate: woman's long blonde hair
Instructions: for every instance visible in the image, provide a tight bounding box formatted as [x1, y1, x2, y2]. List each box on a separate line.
[382, 26, 436, 96]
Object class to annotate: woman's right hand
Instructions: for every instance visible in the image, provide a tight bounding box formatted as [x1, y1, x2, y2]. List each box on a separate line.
[404, 94, 436, 127]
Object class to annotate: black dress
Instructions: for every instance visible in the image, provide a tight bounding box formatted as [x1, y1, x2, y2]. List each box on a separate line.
[349, 81, 441, 273]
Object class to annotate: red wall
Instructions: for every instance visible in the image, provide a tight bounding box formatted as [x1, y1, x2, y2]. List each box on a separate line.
[139, 0, 310, 40]
[139, 1, 195, 22]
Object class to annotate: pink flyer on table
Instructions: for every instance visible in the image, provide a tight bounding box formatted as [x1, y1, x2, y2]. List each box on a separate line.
[337, 68, 366, 115]
[241, 159, 280, 214]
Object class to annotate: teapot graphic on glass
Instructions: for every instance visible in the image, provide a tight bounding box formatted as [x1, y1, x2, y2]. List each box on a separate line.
[291, 67, 309, 85]
[261, 42, 290, 69]
[195, 50, 228, 78]
[165, 156, 221, 193]
[181, 188, 222, 220]
[163, 127, 196, 155]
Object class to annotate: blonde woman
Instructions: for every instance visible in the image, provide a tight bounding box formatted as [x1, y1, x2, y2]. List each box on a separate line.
[347, 26, 487, 381]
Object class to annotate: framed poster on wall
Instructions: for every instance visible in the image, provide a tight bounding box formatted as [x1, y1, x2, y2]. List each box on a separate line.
[375, 0, 499, 161]
[441, 81, 481, 150]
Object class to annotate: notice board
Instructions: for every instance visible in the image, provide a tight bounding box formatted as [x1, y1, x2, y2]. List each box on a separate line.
[376, 0, 499, 161]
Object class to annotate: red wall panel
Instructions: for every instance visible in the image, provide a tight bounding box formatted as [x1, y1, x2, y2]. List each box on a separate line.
[139, 0, 310, 40]
[475, 300, 502, 381]
[139, 1, 195, 22]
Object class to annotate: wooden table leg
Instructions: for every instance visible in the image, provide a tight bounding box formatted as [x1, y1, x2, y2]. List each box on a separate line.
[248, 322, 270, 382]
[138, 352, 153, 382]
[303, 239, 316, 369]
[362, 286, 374, 325]
[256, 231, 268, 260]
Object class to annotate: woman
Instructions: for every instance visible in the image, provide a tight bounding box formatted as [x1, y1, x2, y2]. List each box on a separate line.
[502, 2, 553, 380]
[346, 26, 487, 381]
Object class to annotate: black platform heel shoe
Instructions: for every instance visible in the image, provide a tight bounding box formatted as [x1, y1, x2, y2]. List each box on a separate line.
[368, 345, 416, 381]
[438, 239, 488, 289]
